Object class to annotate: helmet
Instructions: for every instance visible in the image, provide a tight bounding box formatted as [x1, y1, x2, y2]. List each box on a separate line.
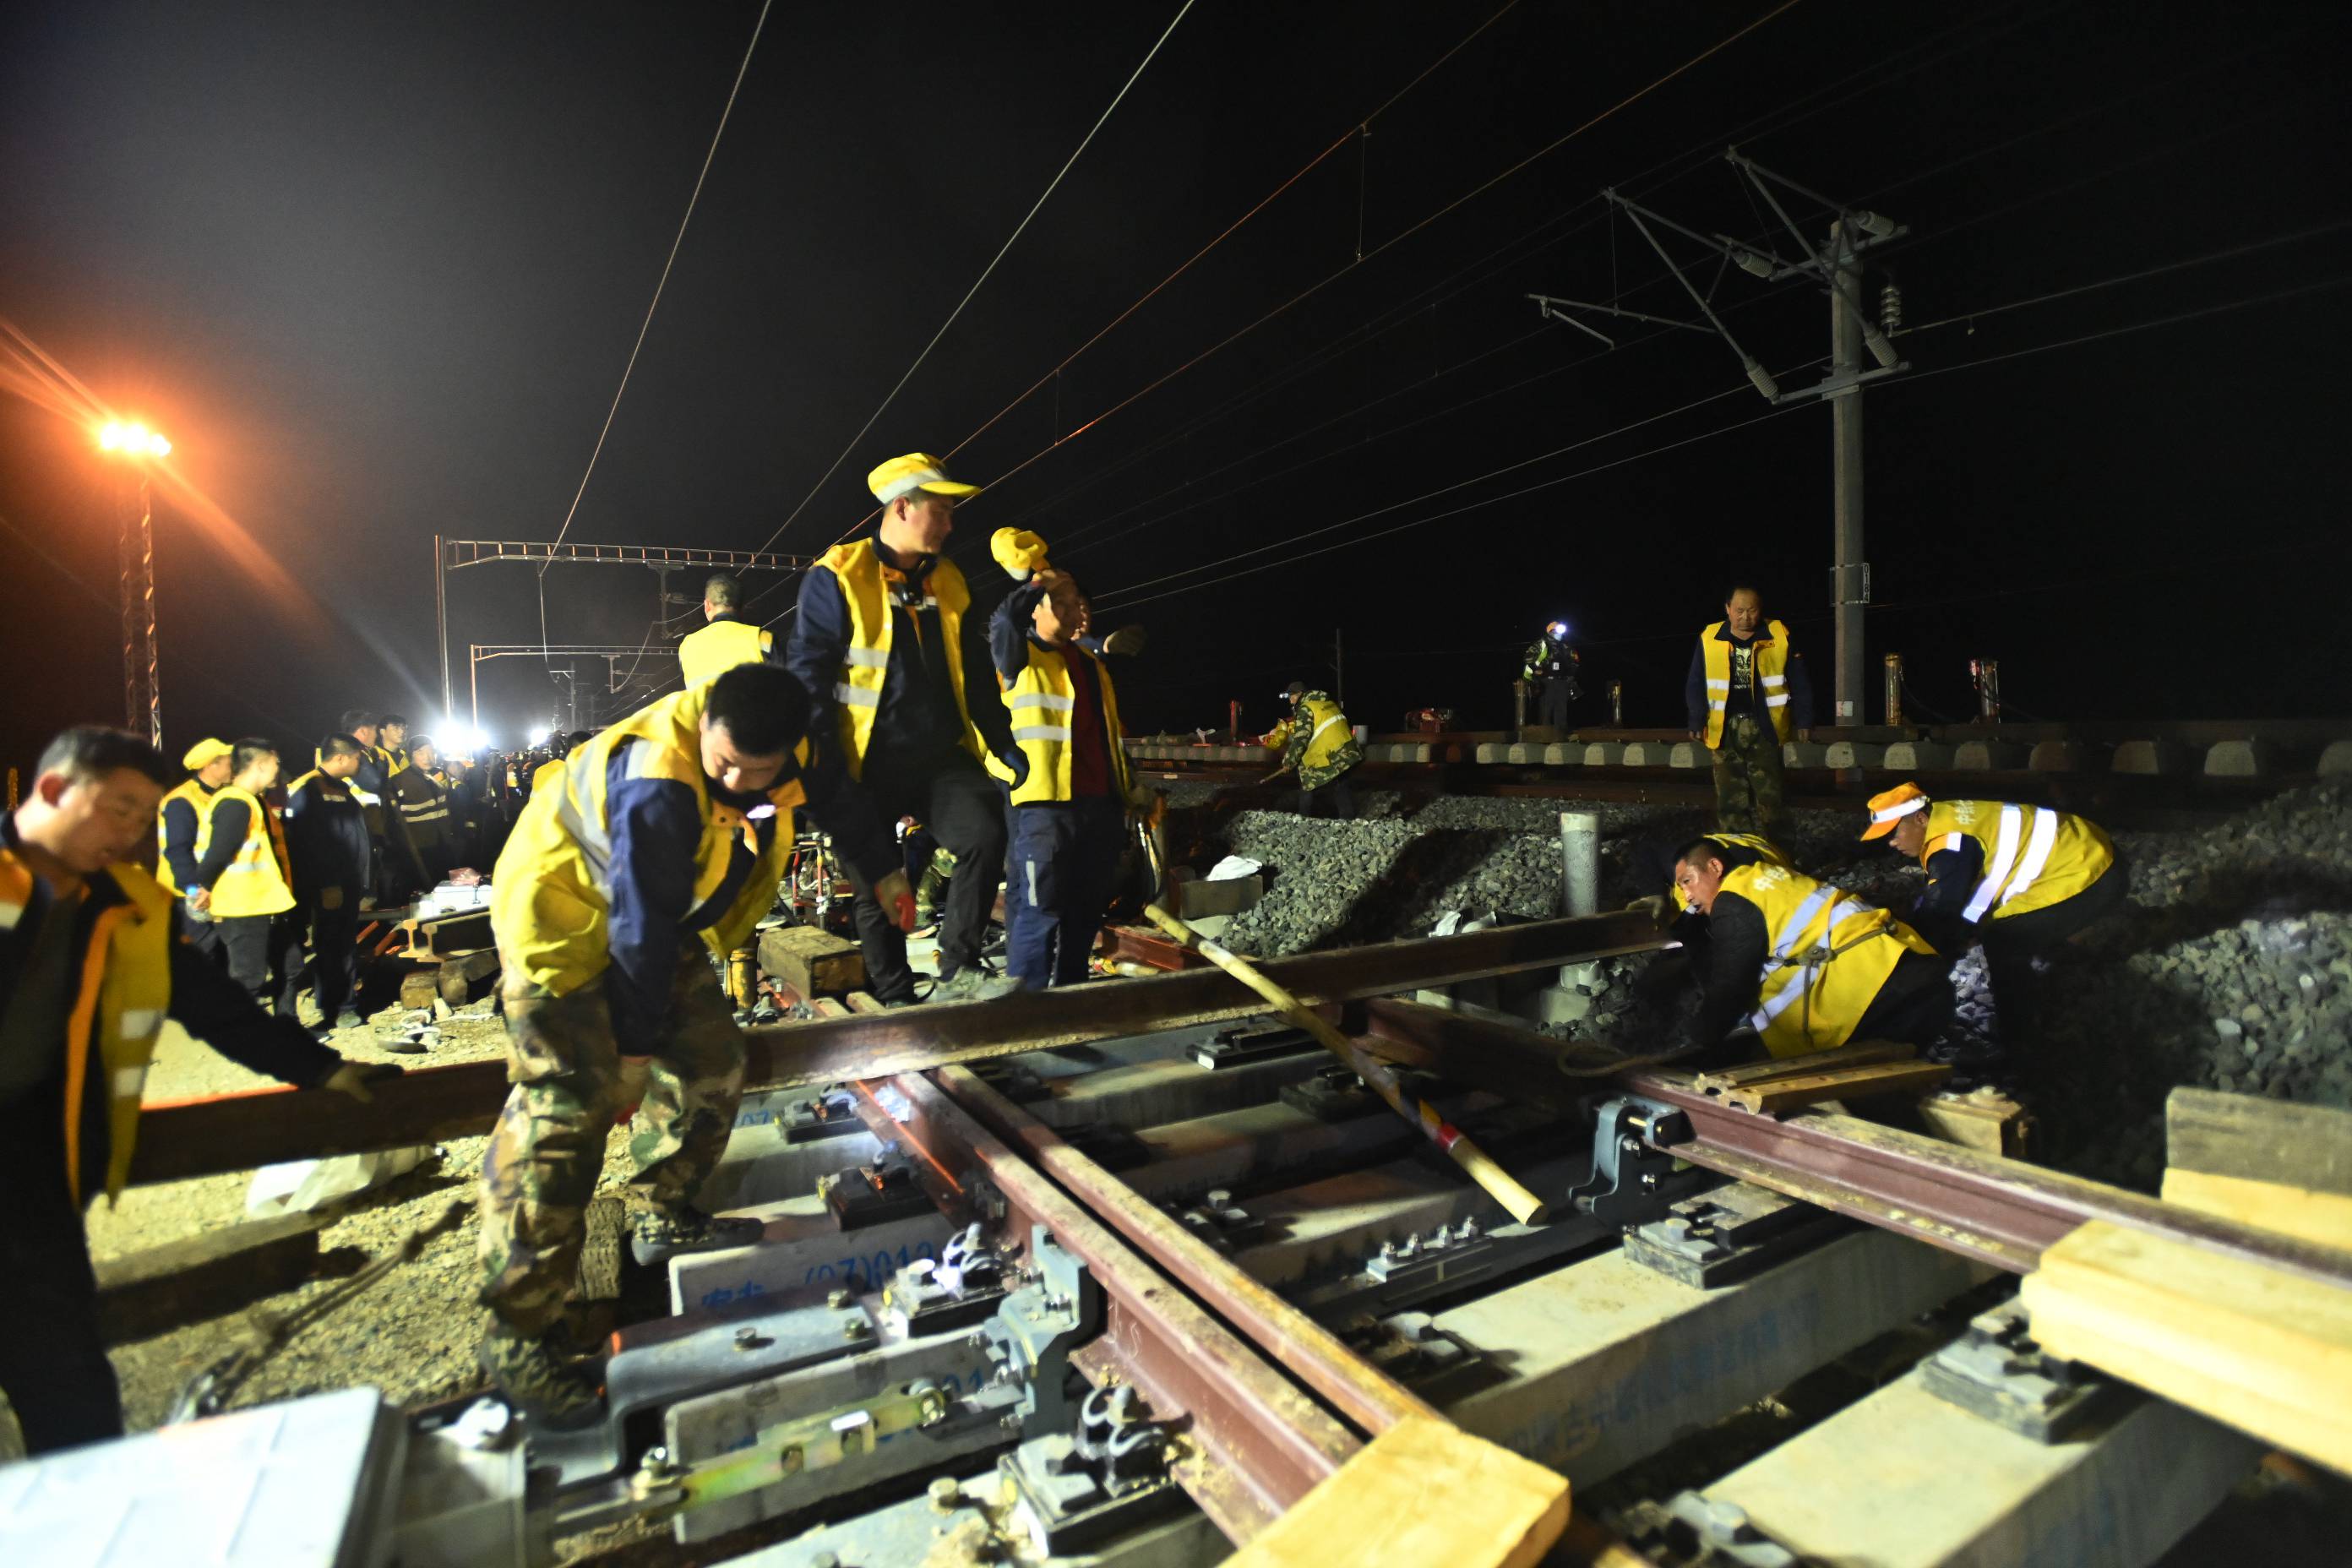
[1546, 620, 1569, 640]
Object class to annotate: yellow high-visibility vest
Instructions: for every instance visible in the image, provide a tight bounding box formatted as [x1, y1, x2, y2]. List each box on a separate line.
[1721, 862, 1934, 1058]
[205, 786, 297, 917]
[0, 850, 173, 1205]
[814, 538, 983, 781]
[1001, 641, 1131, 806]
[1919, 800, 2114, 925]
[678, 618, 775, 691]
[1288, 696, 1354, 772]
[1699, 620, 1794, 748]
[490, 686, 807, 999]
[1670, 832, 1791, 912]
[155, 779, 215, 896]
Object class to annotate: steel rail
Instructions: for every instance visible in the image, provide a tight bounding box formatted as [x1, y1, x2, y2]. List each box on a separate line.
[1624, 1070, 2352, 1288]
[128, 912, 1663, 1185]
[854, 1071, 1359, 1544]
[932, 1063, 1440, 1437]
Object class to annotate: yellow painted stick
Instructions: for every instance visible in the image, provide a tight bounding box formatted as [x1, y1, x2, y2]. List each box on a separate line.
[1143, 904, 1549, 1224]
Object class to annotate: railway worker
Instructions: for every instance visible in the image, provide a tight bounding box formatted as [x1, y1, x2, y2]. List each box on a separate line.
[1672, 836, 1951, 1061]
[389, 736, 460, 889]
[1861, 783, 2124, 1050]
[1522, 620, 1582, 732]
[476, 662, 910, 1425]
[0, 726, 378, 1455]
[191, 739, 305, 1018]
[784, 452, 1023, 1006]
[156, 736, 235, 965]
[286, 734, 375, 1035]
[1685, 584, 1813, 835]
[678, 573, 776, 689]
[1264, 681, 1363, 818]
[335, 708, 395, 904]
[989, 562, 1136, 989]
[378, 714, 412, 775]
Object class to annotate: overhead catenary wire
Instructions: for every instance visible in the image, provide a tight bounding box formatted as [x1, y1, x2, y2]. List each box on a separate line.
[538, 0, 776, 644]
[742, 0, 1198, 564]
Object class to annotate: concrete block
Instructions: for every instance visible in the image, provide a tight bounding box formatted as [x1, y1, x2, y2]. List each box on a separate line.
[1543, 743, 1582, 766]
[1475, 743, 1507, 764]
[1781, 742, 1829, 769]
[1620, 742, 1663, 767]
[2202, 738, 2278, 777]
[2319, 739, 2352, 776]
[1506, 743, 1538, 765]
[1881, 740, 1955, 771]
[2029, 739, 2104, 772]
[2110, 738, 2190, 775]
[1953, 740, 2028, 770]
[1824, 742, 1887, 770]
[1404, 742, 1433, 764]
[1668, 742, 1706, 769]
[1582, 743, 1626, 767]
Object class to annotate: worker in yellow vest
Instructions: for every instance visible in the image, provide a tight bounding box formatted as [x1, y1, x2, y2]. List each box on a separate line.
[156, 736, 235, 965]
[1672, 836, 1951, 1060]
[678, 574, 776, 689]
[989, 560, 1141, 988]
[378, 714, 412, 776]
[1862, 783, 2125, 1050]
[784, 453, 1024, 1005]
[1684, 585, 1812, 834]
[188, 738, 305, 1017]
[1264, 681, 1362, 817]
[477, 664, 908, 1424]
[0, 727, 378, 1454]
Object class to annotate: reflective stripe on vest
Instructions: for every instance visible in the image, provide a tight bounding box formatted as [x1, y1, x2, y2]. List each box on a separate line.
[1698, 620, 1794, 748]
[815, 540, 981, 781]
[1721, 863, 1927, 1058]
[678, 618, 774, 690]
[1003, 645, 1130, 806]
[208, 787, 297, 917]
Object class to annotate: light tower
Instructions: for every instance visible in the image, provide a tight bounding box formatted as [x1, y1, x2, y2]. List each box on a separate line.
[97, 420, 172, 749]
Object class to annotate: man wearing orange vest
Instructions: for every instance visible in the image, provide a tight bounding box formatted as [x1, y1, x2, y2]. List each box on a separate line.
[0, 727, 378, 1454]
[1863, 783, 2125, 1051]
[1685, 584, 1813, 834]
[785, 453, 1024, 1005]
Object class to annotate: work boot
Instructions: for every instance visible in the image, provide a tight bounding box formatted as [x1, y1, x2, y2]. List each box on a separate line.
[335, 1007, 365, 1031]
[928, 966, 1021, 1005]
[629, 1207, 763, 1268]
[479, 1324, 604, 1431]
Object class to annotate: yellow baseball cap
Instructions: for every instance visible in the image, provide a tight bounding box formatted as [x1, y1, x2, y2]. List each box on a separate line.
[1859, 781, 1928, 840]
[182, 738, 233, 770]
[867, 453, 980, 507]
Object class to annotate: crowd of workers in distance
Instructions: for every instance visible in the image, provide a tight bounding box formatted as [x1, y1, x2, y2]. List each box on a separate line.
[0, 454, 2124, 1444]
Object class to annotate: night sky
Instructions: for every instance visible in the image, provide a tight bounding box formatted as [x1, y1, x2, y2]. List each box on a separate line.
[4, 0, 2349, 772]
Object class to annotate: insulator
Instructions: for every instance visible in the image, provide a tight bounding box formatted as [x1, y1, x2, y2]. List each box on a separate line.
[1879, 280, 1903, 335]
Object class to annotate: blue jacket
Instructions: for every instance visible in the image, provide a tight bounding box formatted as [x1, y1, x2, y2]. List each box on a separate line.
[1685, 626, 1815, 734]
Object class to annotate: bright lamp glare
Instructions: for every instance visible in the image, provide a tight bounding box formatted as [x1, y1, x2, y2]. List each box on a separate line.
[147, 433, 171, 456]
[97, 421, 168, 457]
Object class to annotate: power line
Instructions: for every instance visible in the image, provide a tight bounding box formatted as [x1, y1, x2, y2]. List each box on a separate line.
[743, 0, 1197, 561]
[539, 0, 775, 616]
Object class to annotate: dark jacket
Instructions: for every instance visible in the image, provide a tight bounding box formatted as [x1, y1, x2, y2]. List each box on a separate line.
[1685, 624, 1815, 734]
[786, 538, 1015, 783]
[286, 770, 373, 904]
[159, 786, 215, 892]
[601, 729, 896, 1047]
[193, 796, 254, 890]
[0, 814, 340, 1203]
[988, 579, 1124, 798]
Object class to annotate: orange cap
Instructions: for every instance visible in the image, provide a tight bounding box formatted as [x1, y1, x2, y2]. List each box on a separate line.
[1860, 781, 1928, 840]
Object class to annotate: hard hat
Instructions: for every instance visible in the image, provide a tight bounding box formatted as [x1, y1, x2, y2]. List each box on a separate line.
[1547, 620, 1569, 640]
[868, 453, 980, 507]
[182, 738, 232, 770]
[992, 527, 1050, 581]
[1282, 681, 1305, 700]
[1860, 782, 1929, 840]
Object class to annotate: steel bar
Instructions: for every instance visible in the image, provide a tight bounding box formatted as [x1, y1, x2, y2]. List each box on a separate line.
[856, 1071, 1360, 1544]
[932, 1063, 1440, 1438]
[1624, 1071, 2352, 1288]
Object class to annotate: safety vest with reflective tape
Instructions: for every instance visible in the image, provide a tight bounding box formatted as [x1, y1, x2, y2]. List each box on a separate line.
[207, 785, 297, 917]
[0, 849, 173, 1206]
[678, 618, 776, 691]
[154, 779, 215, 896]
[1284, 696, 1354, 773]
[1001, 641, 1131, 806]
[1670, 832, 1791, 912]
[814, 538, 983, 781]
[489, 685, 807, 998]
[1919, 800, 2114, 925]
[1699, 620, 1794, 748]
[1722, 862, 1934, 1058]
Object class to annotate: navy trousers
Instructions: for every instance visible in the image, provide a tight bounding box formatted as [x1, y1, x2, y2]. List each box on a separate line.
[1004, 798, 1127, 989]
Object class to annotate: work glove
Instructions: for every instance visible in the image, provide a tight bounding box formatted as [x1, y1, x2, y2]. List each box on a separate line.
[874, 869, 920, 933]
[1100, 624, 1146, 657]
[997, 746, 1031, 789]
[320, 1061, 404, 1102]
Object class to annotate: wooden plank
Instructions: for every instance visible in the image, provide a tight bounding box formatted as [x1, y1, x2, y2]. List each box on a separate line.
[1221, 1415, 1570, 1568]
[1918, 1088, 2035, 1158]
[437, 948, 500, 1006]
[2020, 1218, 2352, 1476]
[841, 990, 889, 1015]
[2167, 1087, 2352, 1195]
[2163, 1168, 2352, 1252]
[757, 923, 865, 999]
[1689, 1039, 1916, 1092]
[94, 1211, 325, 1345]
[1726, 1059, 1951, 1113]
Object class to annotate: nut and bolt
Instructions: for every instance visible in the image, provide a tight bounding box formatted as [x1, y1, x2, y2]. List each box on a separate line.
[842, 1315, 872, 1342]
[811, 1554, 840, 1568]
[826, 1288, 852, 1309]
[1205, 1189, 1233, 1208]
[733, 1326, 760, 1351]
[929, 1476, 961, 1512]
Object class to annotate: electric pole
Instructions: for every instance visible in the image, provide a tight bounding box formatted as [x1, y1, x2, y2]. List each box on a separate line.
[1527, 151, 1910, 726]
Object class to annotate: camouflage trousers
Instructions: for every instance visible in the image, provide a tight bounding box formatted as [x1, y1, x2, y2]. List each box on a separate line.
[477, 950, 746, 1335]
[1710, 714, 1786, 836]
